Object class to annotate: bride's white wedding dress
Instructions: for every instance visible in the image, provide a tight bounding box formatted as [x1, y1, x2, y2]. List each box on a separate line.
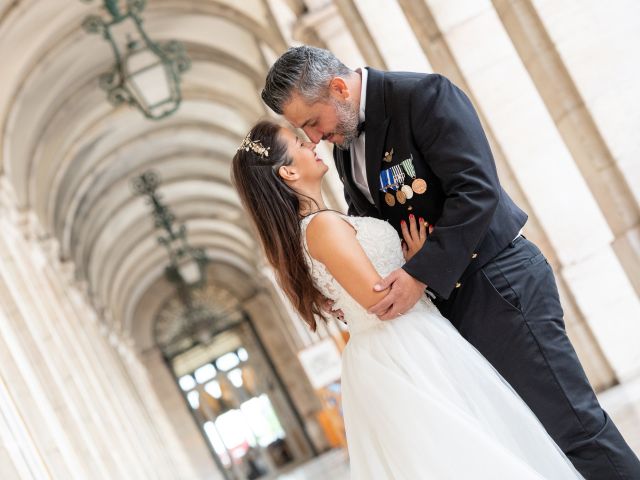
[301, 213, 583, 480]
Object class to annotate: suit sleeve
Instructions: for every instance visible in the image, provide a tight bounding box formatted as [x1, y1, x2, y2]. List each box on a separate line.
[402, 75, 499, 299]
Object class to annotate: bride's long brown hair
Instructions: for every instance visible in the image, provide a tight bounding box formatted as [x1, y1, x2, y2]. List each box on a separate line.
[231, 120, 326, 331]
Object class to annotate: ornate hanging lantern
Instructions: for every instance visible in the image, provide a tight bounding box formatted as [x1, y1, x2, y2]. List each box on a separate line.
[132, 171, 259, 354]
[82, 0, 190, 120]
[131, 170, 208, 291]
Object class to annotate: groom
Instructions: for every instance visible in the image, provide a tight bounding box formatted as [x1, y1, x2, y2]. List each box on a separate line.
[261, 46, 640, 478]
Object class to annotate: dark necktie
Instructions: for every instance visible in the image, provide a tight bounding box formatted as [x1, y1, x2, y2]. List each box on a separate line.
[357, 121, 365, 137]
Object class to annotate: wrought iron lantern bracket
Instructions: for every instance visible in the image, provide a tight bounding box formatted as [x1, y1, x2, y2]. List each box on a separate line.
[82, 0, 190, 120]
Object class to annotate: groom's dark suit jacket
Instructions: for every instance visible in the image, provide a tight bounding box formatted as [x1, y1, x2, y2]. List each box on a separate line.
[333, 68, 527, 300]
[333, 69, 640, 479]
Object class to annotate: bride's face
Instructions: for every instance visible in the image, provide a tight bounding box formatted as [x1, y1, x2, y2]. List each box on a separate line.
[277, 127, 328, 187]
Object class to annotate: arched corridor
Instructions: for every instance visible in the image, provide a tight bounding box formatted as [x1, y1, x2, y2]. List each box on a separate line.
[0, 0, 638, 478]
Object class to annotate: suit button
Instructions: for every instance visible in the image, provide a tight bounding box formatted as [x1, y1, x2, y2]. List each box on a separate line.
[455, 282, 462, 289]
[471, 253, 478, 259]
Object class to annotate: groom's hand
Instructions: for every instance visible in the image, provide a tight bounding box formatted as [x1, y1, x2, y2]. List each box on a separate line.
[368, 269, 426, 320]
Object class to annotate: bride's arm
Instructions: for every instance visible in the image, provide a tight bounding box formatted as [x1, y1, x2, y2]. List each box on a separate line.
[306, 212, 389, 310]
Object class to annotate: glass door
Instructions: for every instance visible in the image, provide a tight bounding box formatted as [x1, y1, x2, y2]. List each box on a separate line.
[171, 319, 312, 479]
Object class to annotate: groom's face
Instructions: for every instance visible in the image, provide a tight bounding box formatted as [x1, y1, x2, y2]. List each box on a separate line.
[282, 94, 338, 144]
[282, 79, 359, 149]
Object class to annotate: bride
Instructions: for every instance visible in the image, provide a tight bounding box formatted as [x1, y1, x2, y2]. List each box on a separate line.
[232, 119, 583, 479]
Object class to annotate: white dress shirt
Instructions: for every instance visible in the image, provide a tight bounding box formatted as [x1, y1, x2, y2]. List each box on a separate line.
[350, 68, 374, 204]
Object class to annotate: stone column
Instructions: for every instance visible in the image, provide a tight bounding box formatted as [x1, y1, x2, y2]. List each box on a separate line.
[530, 0, 640, 205]
[15, 221, 137, 479]
[97, 326, 170, 478]
[296, 0, 381, 68]
[122, 345, 201, 480]
[0, 174, 194, 478]
[37, 249, 149, 478]
[243, 290, 328, 455]
[0, 232, 88, 478]
[261, 266, 316, 349]
[139, 346, 222, 480]
[422, 0, 640, 381]
[0, 335, 53, 479]
[350, 0, 431, 71]
[493, 0, 640, 298]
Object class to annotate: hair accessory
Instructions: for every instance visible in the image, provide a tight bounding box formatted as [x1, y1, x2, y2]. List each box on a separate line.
[238, 133, 270, 158]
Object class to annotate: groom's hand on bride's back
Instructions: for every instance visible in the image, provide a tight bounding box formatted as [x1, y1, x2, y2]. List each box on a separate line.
[368, 216, 433, 321]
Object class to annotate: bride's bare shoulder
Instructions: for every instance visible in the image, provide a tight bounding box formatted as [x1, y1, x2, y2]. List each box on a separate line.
[305, 211, 353, 231]
[305, 212, 357, 260]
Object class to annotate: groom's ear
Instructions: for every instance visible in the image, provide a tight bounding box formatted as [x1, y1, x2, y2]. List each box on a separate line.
[328, 77, 350, 100]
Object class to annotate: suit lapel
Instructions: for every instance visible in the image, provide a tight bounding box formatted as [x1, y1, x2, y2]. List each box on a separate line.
[363, 68, 391, 211]
[334, 147, 377, 216]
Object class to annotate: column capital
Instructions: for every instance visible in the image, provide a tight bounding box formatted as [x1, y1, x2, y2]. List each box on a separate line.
[290, 1, 367, 68]
[293, 2, 339, 40]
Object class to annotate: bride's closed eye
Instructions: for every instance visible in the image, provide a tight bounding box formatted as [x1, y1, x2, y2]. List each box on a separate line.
[299, 138, 314, 150]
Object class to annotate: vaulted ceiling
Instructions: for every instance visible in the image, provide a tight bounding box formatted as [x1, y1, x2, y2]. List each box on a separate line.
[0, 0, 305, 349]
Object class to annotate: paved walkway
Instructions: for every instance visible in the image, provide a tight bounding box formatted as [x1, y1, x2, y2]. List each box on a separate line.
[279, 376, 640, 479]
[598, 375, 640, 455]
[277, 449, 349, 480]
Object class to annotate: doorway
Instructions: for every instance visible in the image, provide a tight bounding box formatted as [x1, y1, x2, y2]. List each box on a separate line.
[169, 318, 314, 479]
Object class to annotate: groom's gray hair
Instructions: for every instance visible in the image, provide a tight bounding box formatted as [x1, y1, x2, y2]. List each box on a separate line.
[262, 45, 352, 114]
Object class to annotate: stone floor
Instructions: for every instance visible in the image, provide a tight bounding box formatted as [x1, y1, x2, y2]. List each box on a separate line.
[277, 449, 349, 480]
[278, 376, 640, 479]
[598, 375, 640, 455]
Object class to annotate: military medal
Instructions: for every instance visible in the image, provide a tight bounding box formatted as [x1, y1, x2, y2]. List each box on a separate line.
[401, 184, 414, 199]
[383, 148, 394, 163]
[412, 178, 427, 194]
[379, 168, 397, 206]
[401, 156, 427, 195]
[391, 166, 407, 204]
[384, 192, 396, 206]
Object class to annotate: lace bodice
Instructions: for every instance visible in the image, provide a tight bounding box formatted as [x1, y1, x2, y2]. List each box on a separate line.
[301, 213, 427, 334]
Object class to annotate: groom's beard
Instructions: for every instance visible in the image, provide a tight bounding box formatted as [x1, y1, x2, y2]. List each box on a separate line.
[331, 98, 359, 150]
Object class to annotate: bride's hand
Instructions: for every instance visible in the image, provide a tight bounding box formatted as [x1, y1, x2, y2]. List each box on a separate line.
[322, 297, 345, 323]
[401, 215, 433, 261]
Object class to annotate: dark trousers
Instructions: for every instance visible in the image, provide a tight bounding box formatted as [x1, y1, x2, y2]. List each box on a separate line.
[437, 236, 640, 479]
